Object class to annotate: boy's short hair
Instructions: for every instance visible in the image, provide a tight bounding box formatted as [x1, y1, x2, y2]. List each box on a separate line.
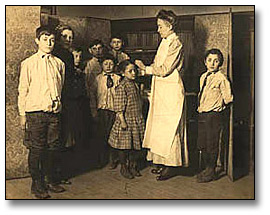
[89, 39, 104, 49]
[36, 25, 56, 39]
[72, 47, 83, 53]
[110, 34, 124, 42]
[101, 53, 115, 64]
[204, 48, 224, 67]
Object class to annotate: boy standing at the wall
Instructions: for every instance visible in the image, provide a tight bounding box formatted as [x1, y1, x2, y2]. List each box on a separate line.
[197, 48, 233, 183]
[18, 26, 66, 198]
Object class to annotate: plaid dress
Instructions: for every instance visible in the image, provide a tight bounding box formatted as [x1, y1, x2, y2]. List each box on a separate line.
[108, 78, 145, 150]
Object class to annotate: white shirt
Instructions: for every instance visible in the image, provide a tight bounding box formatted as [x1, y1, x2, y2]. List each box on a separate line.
[96, 72, 121, 111]
[198, 70, 233, 113]
[18, 51, 65, 116]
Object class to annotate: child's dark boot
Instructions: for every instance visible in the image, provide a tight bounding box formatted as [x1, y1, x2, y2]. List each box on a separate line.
[31, 179, 50, 199]
[120, 163, 134, 179]
[129, 161, 142, 177]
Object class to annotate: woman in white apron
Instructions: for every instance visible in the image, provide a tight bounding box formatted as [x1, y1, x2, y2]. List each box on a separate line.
[135, 9, 188, 181]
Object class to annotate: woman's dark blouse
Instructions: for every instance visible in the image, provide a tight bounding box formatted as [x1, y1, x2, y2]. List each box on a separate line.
[53, 45, 75, 100]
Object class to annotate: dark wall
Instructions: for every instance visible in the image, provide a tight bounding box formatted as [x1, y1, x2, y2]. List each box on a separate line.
[232, 13, 254, 179]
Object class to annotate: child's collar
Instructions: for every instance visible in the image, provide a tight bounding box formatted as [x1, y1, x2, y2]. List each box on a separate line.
[123, 77, 134, 82]
[37, 50, 52, 58]
[207, 69, 220, 75]
[103, 71, 114, 76]
[111, 49, 122, 54]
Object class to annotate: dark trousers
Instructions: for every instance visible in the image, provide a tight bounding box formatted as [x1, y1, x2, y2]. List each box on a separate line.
[97, 109, 116, 165]
[61, 97, 87, 148]
[25, 111, 61, 184]
[197, 111, 223, 168]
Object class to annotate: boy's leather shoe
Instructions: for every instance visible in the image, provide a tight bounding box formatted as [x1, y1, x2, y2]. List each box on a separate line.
[31, 180, 51, 199]
[47, 184, 66, 193]
[60, 179, 72, 185]
[197, 168, 215, 183]
[32, 190, 51, 199]
[109, 160, 119, 170]
[197, 174, 215, 183]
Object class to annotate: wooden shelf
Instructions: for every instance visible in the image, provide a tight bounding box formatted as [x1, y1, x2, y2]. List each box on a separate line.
[125, 49, 157, 54]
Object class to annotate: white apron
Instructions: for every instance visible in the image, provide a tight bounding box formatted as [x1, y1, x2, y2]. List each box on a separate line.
[143, 36, 188, 166]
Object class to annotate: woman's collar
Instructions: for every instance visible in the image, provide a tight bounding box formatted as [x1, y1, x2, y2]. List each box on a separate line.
[165, 32, 176, 41]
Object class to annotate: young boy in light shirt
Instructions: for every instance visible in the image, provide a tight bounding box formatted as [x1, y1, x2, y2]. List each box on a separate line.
[109, 35, 130, 68]
[18, 25, 66, 198]
[84, 40, 104, 118]
[197, 48, 233, 183]
[95, 54, 121, 168]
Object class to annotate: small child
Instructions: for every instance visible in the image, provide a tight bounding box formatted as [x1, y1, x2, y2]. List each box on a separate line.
[95, 54, 121, 167]
[18, 25, 66, 198]
[85, 39, 104, 77]
[109, 35, 130, 68]
[197, 48, 233, 183]
[108, 60, 145, 179]
[66, 47, 87, 148]
[85, 39, 104, 118]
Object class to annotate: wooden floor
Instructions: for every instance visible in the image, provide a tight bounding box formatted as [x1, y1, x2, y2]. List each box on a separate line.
[6, 165, 254, 199]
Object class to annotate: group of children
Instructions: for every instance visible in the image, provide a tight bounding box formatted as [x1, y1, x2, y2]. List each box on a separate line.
[18, 24, 233, 199]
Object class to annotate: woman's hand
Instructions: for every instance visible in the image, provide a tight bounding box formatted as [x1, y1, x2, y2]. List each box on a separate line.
[137, 69, 146, 76]
[135, 60, 146, 71]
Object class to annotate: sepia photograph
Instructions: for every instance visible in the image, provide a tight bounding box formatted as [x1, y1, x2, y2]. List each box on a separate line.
[5, 5, 255, 200]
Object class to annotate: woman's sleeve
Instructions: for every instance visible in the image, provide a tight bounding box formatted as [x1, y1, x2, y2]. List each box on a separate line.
[114, 85, 127, 113]
[150, 40, 184, 77]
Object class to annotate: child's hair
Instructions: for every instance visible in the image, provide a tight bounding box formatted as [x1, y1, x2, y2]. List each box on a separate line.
[89, 39, 104, 49]
[55, 24, 74, 42]
[72, 47, 83, 53]
[101, 53, 116, 64]
[204, 48, 224, 67]
[156, 9, 177, 30]
[36, 25, 56, 39]
[110, 34, 124, 42]
[118, 60, 136, 74]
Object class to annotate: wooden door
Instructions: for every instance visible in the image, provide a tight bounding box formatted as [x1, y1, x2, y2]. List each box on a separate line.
[230, 12, 254, 180]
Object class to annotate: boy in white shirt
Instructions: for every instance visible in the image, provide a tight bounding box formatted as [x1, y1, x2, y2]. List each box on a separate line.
[84, 40, 104, 117]
[197, 48, 233, 183]
[95, 54, 121, 168]
[18, 26, 65, 198]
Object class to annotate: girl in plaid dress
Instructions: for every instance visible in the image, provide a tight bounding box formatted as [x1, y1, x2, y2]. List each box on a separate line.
[108, 60, 145, 179]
